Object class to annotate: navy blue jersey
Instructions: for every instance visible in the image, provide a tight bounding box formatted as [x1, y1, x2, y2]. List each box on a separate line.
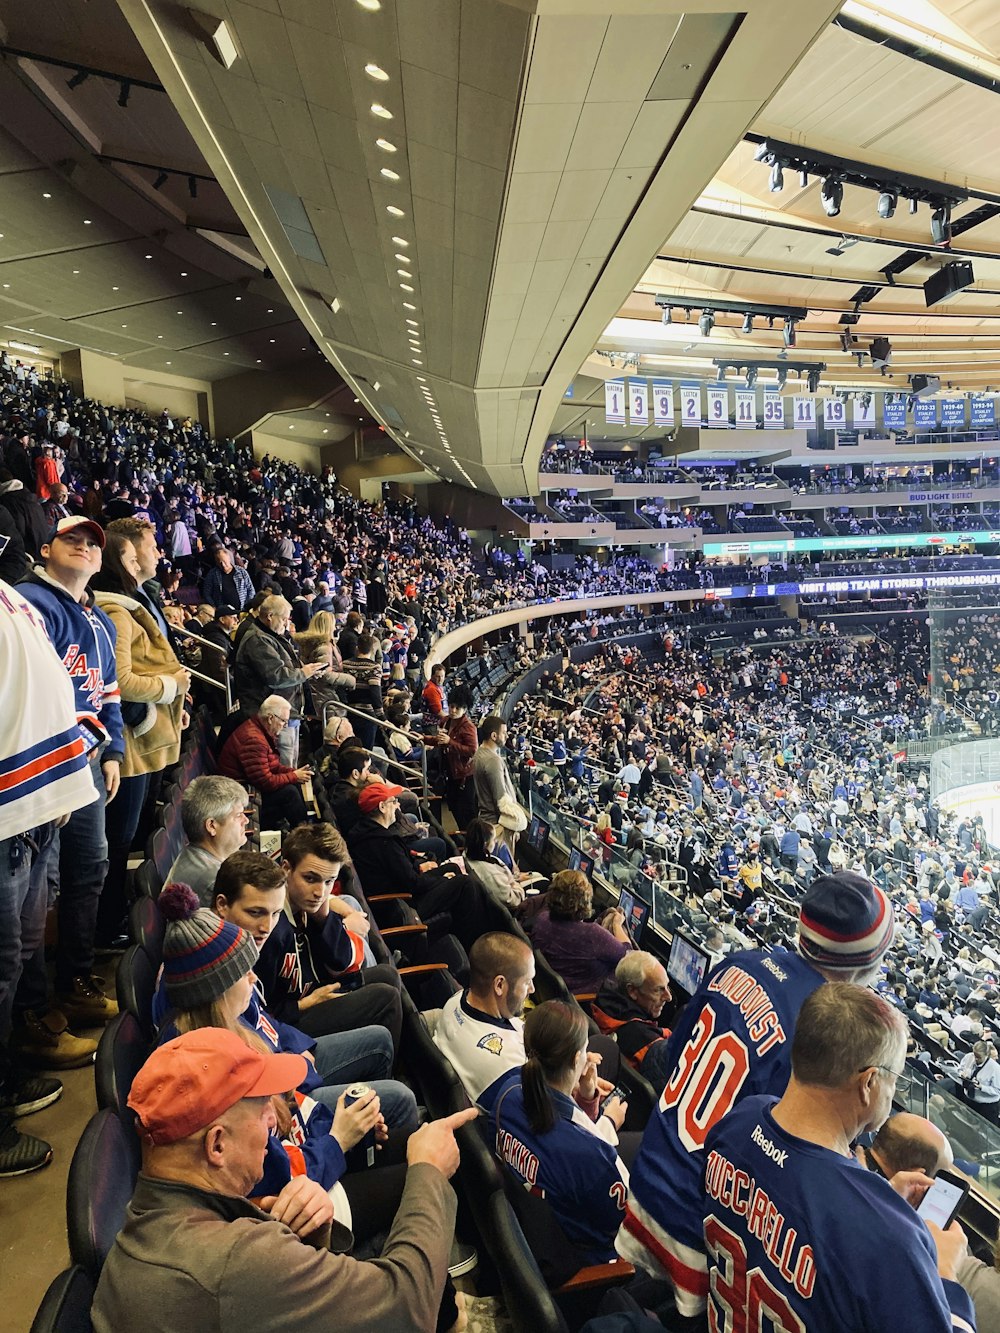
[618, 948, 823, 1314]
[703, 1097, 975, 1333]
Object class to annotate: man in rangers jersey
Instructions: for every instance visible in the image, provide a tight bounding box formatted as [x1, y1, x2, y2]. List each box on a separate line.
[702, 985, 974, 1333]
[617, 871, 895, 1320]
[18, 516, 124, 1028]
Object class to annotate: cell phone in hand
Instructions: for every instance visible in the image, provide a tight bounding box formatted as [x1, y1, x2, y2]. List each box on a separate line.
[916, 1171, 969, 1230]
[599, 1085, 629, 1117]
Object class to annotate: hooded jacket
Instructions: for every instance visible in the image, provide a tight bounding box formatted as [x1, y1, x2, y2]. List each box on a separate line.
[345, 815, 424, 896]
[591, 977, 671, 1070]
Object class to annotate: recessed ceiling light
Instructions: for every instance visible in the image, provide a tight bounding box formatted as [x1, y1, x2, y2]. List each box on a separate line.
[177, 310, 183, 314]
[371, 103, 392, 119]
[381, 168, 400, 182]
[406, 319, 418, 327]
[373, 380, 381, 391]
[376, 139, 396, 153]
[403, 301, 416, 310]
[416, 375, 426, 382]
[121, 324, 127, 328]
[392, 235, 408, 247]
[224, 352, 230, 355]
[267, 308, 274, 313]
[330, 297, 341, 314]
[323, 428, 328, 433]
[400, 283, 413, 292]
[211, 321, 217, 326]
[395, 254, 411, 264]
[256, 359, 261, 363]
[356, 0, 381, 10]
[145, 254, 152, 259]
[269, 339, 275, 343]
[157, 334, 163, 338]
[83, 219, 92, 225]
[166, 361, 172, 365]
[386, 205, 405, 217]
[112, 286, 119, 291]
[42, 192, 51, 199]
[235, 296, 242, 301]
[72, 270, 79, 275]
[412, 358, 422, 365]
[397, 270, 412, 280]
[365, 63, 389, 81]
[180, 271, 188, 276]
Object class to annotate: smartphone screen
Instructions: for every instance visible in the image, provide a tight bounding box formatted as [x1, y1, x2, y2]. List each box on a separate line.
[916, 1175, 967, 1229]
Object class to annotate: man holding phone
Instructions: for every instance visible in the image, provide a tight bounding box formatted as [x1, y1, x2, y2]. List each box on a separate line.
[700, 985, 974, 1333]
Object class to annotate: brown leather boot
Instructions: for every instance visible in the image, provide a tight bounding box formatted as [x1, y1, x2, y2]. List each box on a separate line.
[11, 1009, 98, 1069]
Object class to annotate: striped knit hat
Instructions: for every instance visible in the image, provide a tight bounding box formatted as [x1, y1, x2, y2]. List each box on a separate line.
[159, 882, 258, 1008]
[796, 871, 894, 972]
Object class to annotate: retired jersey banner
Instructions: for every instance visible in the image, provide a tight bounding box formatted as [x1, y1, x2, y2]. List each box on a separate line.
[821, 396, 847, 429]
[762, 390, 784, 428]
[604, 379, 625, 425]
[971, 395, 996, 428]
[734, 388, 757, 427]
[882, 395, 907, 431]
[913, 398, 938, 429]
[652, 380, 674, 426]
[680, 382, 702, 427]
[941, 398, 966, 428]
[852, 394, 876, 429]
[706, 383, 729, 427]
[792, 396, 815, 429]
[627, 379, 649, 426]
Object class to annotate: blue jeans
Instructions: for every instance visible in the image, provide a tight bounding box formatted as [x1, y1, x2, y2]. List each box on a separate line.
[307, 1026, 418, 1130]
[56, 753, 108, 990]
[13, 823, 60, 1018]
[0, 835, 32, 1049]
[100, 769, 152, 940]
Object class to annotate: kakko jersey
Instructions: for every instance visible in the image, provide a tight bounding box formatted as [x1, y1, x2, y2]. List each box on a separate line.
[703, 1096, 975, 1333]
[617, 947, 824, 1314]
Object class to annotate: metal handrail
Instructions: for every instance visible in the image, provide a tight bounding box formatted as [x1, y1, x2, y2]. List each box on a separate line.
[175, 625, 234, 712]
[321, 697, 430, 801]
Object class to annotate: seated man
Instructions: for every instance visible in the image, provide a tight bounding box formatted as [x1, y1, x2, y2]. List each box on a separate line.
[168, 775, 249, 904]
[216, 695, 311, 831]
[592, 952, 673, 1089]
[92, 1027, 477, 1333]
[255, 823, 402, 1051]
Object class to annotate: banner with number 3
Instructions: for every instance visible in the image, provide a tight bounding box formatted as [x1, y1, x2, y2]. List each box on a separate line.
[628, 379, 649, 426]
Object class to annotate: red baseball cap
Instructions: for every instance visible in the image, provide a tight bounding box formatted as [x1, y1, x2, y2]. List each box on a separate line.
[128, 1028, 307, 1145]
[47, 515, 105, 548]
[358, 780, 405, 814]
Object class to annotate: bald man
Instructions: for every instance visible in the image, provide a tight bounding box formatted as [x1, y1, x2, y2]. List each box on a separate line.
[861, 1112, 954, 1182]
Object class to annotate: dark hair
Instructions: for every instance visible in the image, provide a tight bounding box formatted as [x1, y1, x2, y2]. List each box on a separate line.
[479, 714, 505, 744]
[465, 818, 497, 862]
[468, 932, 532, 995]
[337, 745, 370, 780]
[546, 870, 592, 922]
[281, 822, 349, 870]
[449, 683, 473, 711]
[214, 851, 286, 904]
[521, 1001, 589, 1135]
[356, 631, 375, 656]
[91, 527, 138, 596]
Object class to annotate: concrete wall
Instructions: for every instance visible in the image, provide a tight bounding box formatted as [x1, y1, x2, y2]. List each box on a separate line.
[212, 361, 348, 440]
[251, 431, 323, 473]
[61, 347, 214, 430]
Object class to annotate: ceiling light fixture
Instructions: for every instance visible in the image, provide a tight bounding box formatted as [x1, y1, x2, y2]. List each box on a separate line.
[42, 192, 52, 199]
[365, 62, 389, 81]
[330, 297, 341, 314]
[661, 307, 671, 325]
[397, 268, 411, 278]
[370, 103, 393, 119]
[381, 168, 400, 181]
[386, 205, 405, 217]
[768, 160, 785, 192]
[400, 283, 414, 291]
[118, 80, 131, 107]
[392, 236, 408, 247]
[376, 139, 397, 153]
[821, 176, 843, 217]
[783, 317, 796, 348]
[741, 312, 753, 334]
[698, 309, 714, 337]
[877, 189, 896, 219]
[356, 0, 381, 10]
[153, 171, 168, 190]
[403, 301, 416, 310]
[776, 367, 788, 389]
[931, 204, 951, 244]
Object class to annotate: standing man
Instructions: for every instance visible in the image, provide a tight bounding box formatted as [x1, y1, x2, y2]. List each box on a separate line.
[702, 985, 973, 1331]
[233, 595, 326, 766]
[18, 517, 123, 1026]
[473, 715, 517, 824]
[617, 872, 895, 1319]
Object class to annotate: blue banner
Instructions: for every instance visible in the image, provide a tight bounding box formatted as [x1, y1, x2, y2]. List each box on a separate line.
[941, 398, 966, 428]
[971, 395, 996, 428]
[913, 399, 938, 429]
[882, 396, 907, 430]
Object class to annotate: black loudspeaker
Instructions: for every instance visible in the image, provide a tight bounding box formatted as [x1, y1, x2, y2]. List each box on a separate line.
[924, 261, 974, 307]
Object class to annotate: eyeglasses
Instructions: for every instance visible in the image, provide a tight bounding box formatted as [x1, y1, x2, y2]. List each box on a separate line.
[865, 1065, 912, 1095]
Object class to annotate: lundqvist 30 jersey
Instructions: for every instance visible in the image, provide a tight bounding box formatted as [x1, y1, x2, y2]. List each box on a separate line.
[702, 1096, 975, 1333]
[617, 948, 823, 1314]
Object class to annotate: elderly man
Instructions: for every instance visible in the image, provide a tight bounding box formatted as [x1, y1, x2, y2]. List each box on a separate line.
[592, 951, 673, 1089]
[233, 595, 327, 766]
[859, 1111, 954, 1181]
[167, 776, 249, 904]
[700, 985, 973, 1331]
[217, 696, 312, 833]
[92, 1027, 478, 1333]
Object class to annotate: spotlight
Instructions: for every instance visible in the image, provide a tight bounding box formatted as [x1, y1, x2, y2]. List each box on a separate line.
[783, 317, 796, 348]
[746, 366, 757, 388]
[769, 160, 785, 192]
[799, 170, 809, 188]
[661, 306, 671, 325]
[909, 198, 918, 215]
[777, 368, 788, 390]
[807, 367, 821, 393]
[153, 171, 169, 190]
[821, 176, 843, 217]
[698, 309, 715, 337]
[66, 70, 89, 90]
[741, 312, 753, 334]
[877, 190, 897, 219]
[931, 204, 951, 244]
[118, 80, 131, 107]
[188, 176, 198, 198]
[718, 364, 729, 380]
[753, 142, 770, 163]
[840, 330, 853, 353]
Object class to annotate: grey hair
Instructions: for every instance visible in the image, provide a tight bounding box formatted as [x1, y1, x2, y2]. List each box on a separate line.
[180, 775, 249, 843]
[260, 594, 291, 621]
[259, 694, 290, 718]
[616, 950, 660, 992]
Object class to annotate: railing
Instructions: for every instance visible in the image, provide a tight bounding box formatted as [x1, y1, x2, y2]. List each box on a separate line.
[175, 626, 234, 713]
[321, 698, 432, 804]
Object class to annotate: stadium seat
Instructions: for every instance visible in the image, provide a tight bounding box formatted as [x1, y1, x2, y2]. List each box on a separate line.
[128, 894, 164, 959]
[146, 827, 173, 886]
[115, 945, 157, 1039]
[131, 857, 162, 901]
[29, 1266, 95, 1333]
[66, 1109, 141, 1282]
[94, 1012, 151, 1121]
[400, 1004, 466, 1120]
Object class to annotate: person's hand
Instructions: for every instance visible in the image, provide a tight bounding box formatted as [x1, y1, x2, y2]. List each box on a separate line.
[304, 661, 327, 677]
[294, 766, 313, 782]
[297, 982, 343, 1010]
[406, 1106, 480, 1180]
[925, 1219, 968, 1282]
[258, 1175, 334, 1240]
[888, 1169, 934, 1208]
[575, 1052, 602, 1101]
[331, 1088, 381, 1153]
[181, 708, 191, 730]
[602, 1095, 627, 1130]
[343, 910, 370, 937]
[418, 860, 438, 873]
[174, 668, 192, 693]
[102, 758, 121, 803]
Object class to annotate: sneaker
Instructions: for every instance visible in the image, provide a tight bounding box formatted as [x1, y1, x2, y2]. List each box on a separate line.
[58, 975, 119, 1027]
[0, 1117, 52, 1177]
[0, 1074, 63, 1118]
[11, 1010, 98, 1069]
[448, 1238, 479, 1278]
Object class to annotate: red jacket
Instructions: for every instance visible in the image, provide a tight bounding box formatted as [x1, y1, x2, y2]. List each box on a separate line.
[218, 716, 298, 794]
[442, 713, 477, 782]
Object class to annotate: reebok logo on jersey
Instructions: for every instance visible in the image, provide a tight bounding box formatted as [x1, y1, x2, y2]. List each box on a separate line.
[751, 1123, 787, 1167]
[761, 957, 787, 982]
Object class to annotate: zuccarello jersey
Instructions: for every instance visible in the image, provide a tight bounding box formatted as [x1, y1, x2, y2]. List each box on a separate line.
[618, 948, 823, 1306]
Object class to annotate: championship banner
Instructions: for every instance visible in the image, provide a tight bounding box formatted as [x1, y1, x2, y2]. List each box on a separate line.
[852, 395, 876, 429]
[971, 395, 996, 428]
[652, 380, 674, 425]
[734, 387, 757, 427]
[627, 379, 648, 426]
[941, 398, 966, 428]
[680, 381, 702, 427]
[882, 395, 907, 431]
[706, 383, 729, 427]
[913, 398, 938, 429]
[821, 396, 847, 428]
[792, 396, 815, 429]
[762, 389, 784, 428]
[604, 378, 625, 425]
